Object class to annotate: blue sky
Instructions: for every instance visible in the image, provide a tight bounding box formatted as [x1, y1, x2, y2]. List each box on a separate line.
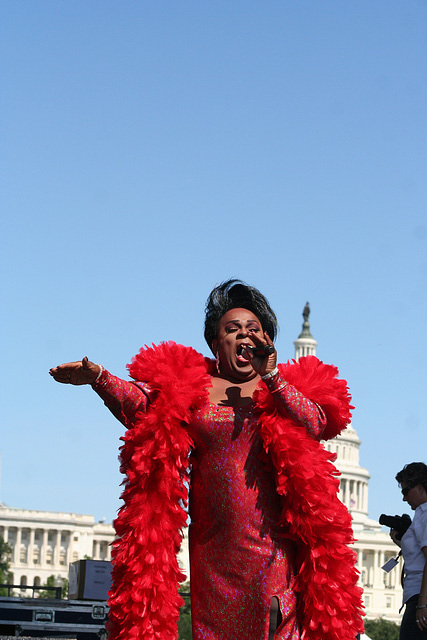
[1, 1, 426, 526]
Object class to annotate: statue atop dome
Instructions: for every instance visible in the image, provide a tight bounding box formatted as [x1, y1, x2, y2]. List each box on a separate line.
[303, 302, 310, 323]
[294, 302, 317, 359]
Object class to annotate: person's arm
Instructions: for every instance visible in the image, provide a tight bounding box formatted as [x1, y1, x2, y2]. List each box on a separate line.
[92, 367, 153, 425]
[50, 357, 153, 426]
[244, 332, 325, 437]
[416, 547, 427, 630]
[262, 368, 326, 438]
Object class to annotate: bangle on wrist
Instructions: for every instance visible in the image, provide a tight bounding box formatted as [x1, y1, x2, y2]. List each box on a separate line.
[93, 364, 103, 384]
[416, 605, 427, 609]
[261, 367, 279, 381]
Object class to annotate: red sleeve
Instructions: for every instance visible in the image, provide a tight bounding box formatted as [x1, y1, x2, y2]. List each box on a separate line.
[92, 368, 155, 426]
[278, 356, 353, 440]
[263, 369, 326, 438]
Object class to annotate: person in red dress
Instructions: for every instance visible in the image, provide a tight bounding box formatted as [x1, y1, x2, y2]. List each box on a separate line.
[50, 279, 363, 640]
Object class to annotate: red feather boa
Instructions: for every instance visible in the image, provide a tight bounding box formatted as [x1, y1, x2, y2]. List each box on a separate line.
[253, 356, 363, 639]
[107, 343, 363, 640]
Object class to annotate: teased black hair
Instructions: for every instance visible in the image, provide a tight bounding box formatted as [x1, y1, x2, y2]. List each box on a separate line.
[396, 462, 427, 493]
[204, 279, 278, 352]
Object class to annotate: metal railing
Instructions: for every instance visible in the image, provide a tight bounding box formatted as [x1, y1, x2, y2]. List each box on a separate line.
[0, 584, 62, 599]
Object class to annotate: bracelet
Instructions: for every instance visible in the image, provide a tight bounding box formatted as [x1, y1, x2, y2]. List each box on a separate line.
[416, 605, 427, 609]
[93, 364, 103, 384]
[261, 367, 279, 380]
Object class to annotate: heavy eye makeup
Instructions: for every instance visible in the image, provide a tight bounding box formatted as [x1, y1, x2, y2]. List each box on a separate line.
[225, 323, 261, 333]
[224, 321, 261, 334]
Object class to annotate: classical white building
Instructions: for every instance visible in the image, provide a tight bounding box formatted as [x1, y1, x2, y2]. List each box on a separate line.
[0, 504, 189, 596]
[294, 304, 402, 623]
[0, 505, 114, 592]
[0, 306, 402, 621]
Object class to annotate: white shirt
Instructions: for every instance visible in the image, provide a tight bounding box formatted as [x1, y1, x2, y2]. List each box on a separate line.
[401, 502, 427, 603]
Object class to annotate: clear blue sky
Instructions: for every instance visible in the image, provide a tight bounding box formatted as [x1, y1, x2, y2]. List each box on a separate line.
[1, 1, 426, 526]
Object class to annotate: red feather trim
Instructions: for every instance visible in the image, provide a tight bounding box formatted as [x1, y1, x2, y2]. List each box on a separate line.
[108, 345, 363, 640]
[107, 342, 210, 640]
[254, 356, 364, 639]
[278, 355, 354, 440]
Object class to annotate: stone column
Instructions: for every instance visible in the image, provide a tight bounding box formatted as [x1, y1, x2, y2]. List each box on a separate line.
[65, 532, 71, 566]
[13, 528, 21, 564]
[357, 550, 363, 585]
[54, 531, 61, 567]
[341, 479, 347, 507]
[350, 480, 355, 509]
[379, 550, 385, 590]
[68, 531, 74, 566]
[41, 530, 48, 565]
[28, 529, 35, 566]
[21, 529, 29, 565]
[373, 550, 382, 586]
[93, 540, 100, 559]
[367, 551, 375, 587]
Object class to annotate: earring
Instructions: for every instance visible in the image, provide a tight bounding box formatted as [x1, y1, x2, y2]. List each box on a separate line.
[215, 352, 221, 374]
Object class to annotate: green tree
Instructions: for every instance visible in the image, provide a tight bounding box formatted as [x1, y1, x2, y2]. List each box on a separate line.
[364, 617, 400, 640]
[60, 577, 68, 598]
[38, 575, 68, 599]
[0, 537, 12, 596]
[178, 581, 192, 640]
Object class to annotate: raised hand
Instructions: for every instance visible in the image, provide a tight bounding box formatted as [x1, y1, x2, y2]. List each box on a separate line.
[245, 332, 277, 377]
[49, 356, 100, 386]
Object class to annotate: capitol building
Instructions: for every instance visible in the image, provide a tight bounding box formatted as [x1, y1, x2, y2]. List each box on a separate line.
[293, 306, 402, 622]
[0, 306, 402, 622]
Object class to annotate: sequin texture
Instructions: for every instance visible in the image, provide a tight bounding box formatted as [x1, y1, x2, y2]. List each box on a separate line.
[262, 369, 326, 436]
[188, 401, 300, 640]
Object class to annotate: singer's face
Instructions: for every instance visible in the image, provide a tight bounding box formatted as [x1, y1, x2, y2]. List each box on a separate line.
[211, 308, 263, 380]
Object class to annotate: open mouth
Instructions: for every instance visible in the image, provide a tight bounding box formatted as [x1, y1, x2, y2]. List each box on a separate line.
[236, 344, 251, 363]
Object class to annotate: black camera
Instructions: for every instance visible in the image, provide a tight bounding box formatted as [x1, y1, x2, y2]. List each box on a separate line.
[379, 513, 412, 540]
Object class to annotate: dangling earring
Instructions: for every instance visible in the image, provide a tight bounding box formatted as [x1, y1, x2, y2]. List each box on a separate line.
[215, 352, 221, 374]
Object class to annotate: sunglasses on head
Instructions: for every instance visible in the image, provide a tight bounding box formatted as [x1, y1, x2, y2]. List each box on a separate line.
[401, 484, 417, 497]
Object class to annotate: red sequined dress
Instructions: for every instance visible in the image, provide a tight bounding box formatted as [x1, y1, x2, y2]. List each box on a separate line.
[93, 364, 325, 640]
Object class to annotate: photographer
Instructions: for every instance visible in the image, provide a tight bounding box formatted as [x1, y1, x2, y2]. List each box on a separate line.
[391, 462, 427, 638]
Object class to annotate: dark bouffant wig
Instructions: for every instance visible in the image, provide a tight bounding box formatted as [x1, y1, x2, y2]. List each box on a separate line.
[396, 462, 427, 492]
[204, 279, 278, 352]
